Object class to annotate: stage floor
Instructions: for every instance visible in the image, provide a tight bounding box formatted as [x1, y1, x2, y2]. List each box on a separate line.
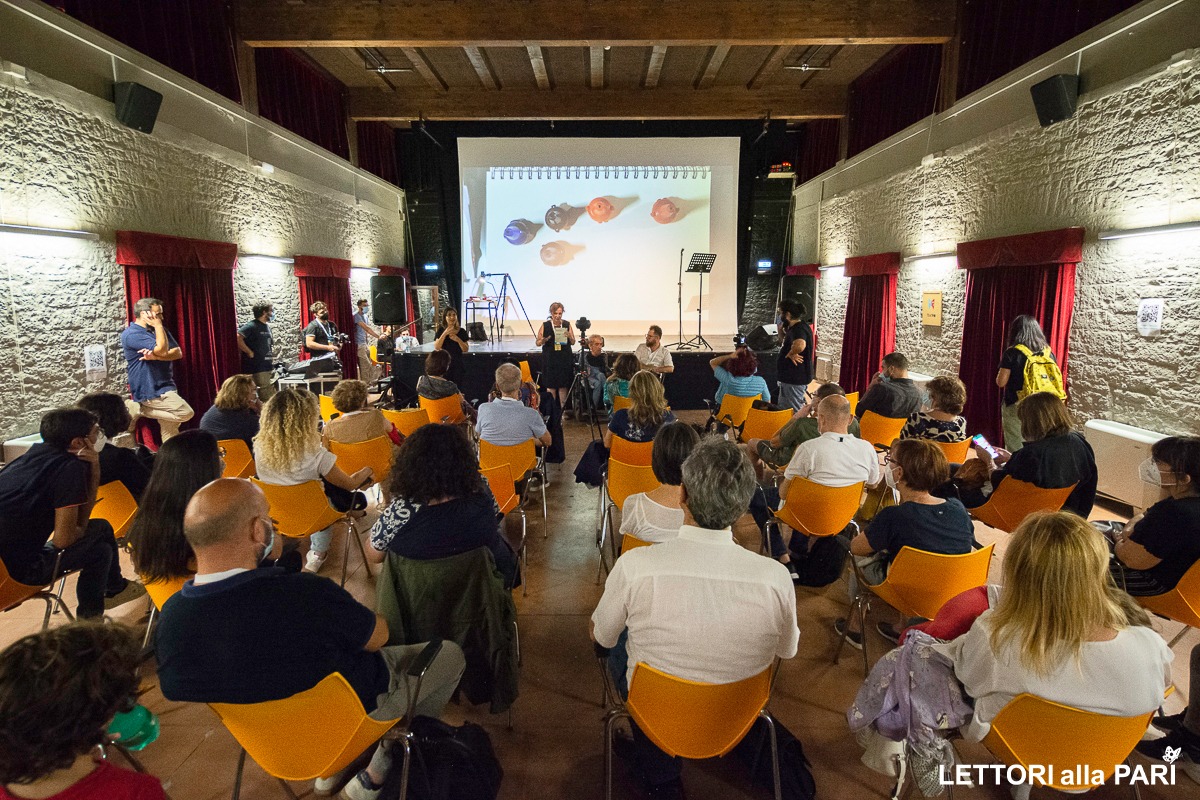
[407, 333, 740, 354]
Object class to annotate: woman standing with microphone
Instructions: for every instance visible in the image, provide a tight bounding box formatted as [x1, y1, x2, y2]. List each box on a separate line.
[536, 301, 575, 408]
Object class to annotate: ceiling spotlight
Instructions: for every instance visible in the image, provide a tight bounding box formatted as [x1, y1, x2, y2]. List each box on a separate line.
[785, 64, 832, 71]
[371, 66, 413, 74]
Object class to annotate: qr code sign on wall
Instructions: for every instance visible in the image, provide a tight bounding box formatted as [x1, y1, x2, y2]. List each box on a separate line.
[1137, 298, 1165, 336]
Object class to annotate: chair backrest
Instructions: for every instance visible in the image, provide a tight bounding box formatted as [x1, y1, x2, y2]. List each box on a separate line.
[741, 408, 793, 444]
[858, 410, 907, 450]
[250, 479, 343, 538]
[519, 360, 535, 386]
[626, 663, 773, 759]
[211, 672, 399, 782]
[368, 344, 379, 364]
[609, 435, 654, 467]
[480, 464, 520, 516]
[418, 393, 466, 424]
[318, 393, 338, 422]
[607, 460, 660, 512]
[981, 694, 1154, 792]
[872, 545, 995, 621]
[930, 438, 971, 464]
[93, 481, 138, 538]
[612, 395, 632, 412]
[969, 478, 1076, 533]
[1138, 558, 1200, 630]
[218, 438, 255, 479]
[845, 392, 859, 416]
[143, 574, 191, 611]
[328, 436, 393, 487]
[382, 407, 430, 437]
[776, 478, 864, 537]
[478, 439, 537, 478]
[0, 555, 44, 613]
[620, 534, 654, 555]
[714, 394, 760, 428]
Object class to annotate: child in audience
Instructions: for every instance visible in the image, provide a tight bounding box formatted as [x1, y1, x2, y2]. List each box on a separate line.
[0, 622, 164, 800]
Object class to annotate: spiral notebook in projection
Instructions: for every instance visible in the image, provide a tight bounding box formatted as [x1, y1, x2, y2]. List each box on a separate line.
[482, 165, 712, 324]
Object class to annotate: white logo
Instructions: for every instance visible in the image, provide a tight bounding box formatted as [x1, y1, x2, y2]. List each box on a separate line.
[1163, 746, 1181, 764]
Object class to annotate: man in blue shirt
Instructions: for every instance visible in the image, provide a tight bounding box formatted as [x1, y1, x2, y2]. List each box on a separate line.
[119, 297, 193, 441]
[237, 301, 276, 401]
[353, 298, 382, 387]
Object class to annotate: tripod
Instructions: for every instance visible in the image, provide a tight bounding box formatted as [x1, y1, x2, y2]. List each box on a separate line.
[483, 272, 536, 339]
[678, 253, 716, 350]
[566, 338, 603, 441]
[668, 248, 685, 349]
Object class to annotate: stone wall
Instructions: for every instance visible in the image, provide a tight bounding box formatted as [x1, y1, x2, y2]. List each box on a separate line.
[807, 55, 1200, 436]
[0, 78, 404, 442]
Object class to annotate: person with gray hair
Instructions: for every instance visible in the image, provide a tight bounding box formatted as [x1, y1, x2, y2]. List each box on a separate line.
[591, 437, 799, 798]
[156, 478, 466, 800]
[475, 362, 551, 448]
[120, 296, 193, 441]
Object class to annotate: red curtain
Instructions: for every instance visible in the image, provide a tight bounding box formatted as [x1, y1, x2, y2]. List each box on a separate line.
[785, 264, 822, 278]
[956, 227, 1084, 444]
[117, 230, 239, 425]
[839, 252, 900, 395]
[356, 122, 399, 186]
[796, 119, 840, 184]
[255, 48, 350, 160]
[847, 45, 942, 158]
[294, 255, 356, 378]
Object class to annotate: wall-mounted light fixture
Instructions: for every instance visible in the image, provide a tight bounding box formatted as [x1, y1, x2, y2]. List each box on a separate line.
[1098, 220, 1200, 240]
[818, 263, 844, 271]
[0, 223, 99, 241]
[902, 250, 957, 264]
[252, 160, 275, 174]
[239, 254, 294, 265]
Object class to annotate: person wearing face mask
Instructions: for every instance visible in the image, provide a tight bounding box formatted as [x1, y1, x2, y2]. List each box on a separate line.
[303, 300, 343, 359]
[0, 408, 145, 619]
[836, 438, 976, 648]
[1106, 436, 1200, 596]
[855, 351, 922, 421]
[237, 301, 277, 401]
[77, 391, 153, 500]
[353, 299, 382, 387]
[121, 297, 192, 441]
[775, 299, 813, 410]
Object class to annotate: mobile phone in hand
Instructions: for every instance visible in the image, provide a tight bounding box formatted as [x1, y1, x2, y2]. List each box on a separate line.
[972, 433, 999, 459]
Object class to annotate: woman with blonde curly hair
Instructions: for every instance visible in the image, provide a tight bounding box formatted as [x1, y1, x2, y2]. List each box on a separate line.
[937, 511, 1171, 743]
[604, 370, 675, 447]
[253, 388, 373, 573]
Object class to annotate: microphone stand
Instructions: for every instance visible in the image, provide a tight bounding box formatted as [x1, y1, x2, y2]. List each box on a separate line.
[669, 248, 685, 349]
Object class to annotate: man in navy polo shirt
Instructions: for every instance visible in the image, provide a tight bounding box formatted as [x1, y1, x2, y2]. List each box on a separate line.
[120, 297, 193, 441]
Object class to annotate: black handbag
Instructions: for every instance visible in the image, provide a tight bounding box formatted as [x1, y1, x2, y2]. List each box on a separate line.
[467, 321, 488, 341]
[381, 717, 503, 800]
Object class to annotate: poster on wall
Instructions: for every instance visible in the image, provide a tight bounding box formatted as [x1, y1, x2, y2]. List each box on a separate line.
[921, 292, 943, 326]
[1137, 298, 1165, 336]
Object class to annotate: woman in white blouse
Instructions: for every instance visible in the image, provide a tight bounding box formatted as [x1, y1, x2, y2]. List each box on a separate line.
[619, 422, 700, 544]
[937, 511, 1172, 743]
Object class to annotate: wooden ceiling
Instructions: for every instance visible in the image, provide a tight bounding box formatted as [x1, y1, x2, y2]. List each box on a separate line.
[232, 0, 956, 122]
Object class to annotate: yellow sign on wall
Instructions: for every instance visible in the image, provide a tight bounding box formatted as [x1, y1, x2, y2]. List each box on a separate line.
[922, 292, 943, 326]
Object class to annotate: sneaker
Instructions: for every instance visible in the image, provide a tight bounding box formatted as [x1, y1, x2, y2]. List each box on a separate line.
[305, 550, 328, 573]
[1135, 726, 1200, 783]
[313, 763, 354, 796]
[339, 771, 384, 800]
[1152, 710, 1187, 734]
[783, 561, 801, 584]
[103, 580, 148, 610]
[834, 618, 863, 650]
[876, 621, 902, 645]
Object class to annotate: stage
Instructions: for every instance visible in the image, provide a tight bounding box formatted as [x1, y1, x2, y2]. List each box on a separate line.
[390, 334, 779, 411]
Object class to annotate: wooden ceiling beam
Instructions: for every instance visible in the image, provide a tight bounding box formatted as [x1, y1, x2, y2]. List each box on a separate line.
[526, 45, 551, 90]
[748, 45, 792, 90]
[348, 86, 845, 121]
[644, 45, 667, 89]
[694, 45, 730, 90]
[400, 47, 446, 91]
[590, 46, 605, 89]
[463, 46, 499, 90]
[235, 0, 957, 47]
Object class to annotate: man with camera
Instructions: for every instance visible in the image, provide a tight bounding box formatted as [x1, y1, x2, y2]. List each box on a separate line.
[303, 301, 347, 363]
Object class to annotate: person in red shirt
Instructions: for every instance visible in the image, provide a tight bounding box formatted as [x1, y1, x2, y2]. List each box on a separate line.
[0, 622, 164, 800]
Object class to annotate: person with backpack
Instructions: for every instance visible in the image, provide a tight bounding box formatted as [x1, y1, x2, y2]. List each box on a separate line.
[995, 315, 1066, 451]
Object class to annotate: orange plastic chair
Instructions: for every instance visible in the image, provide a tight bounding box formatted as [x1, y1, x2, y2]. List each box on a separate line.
[858, 410, 907, 451]
[612, 395, 632, 413]
[0, 553, 73, 630]
[519, 360, 538, 387]
[218, 439, 255, 479]
[142, 573, 190, 648]
[482, 464, 527, 597]
[609, 435, 653, 467]
[845, 391, 859, 416]
[93, 480, 138, 539]
[419, 393, 466, 424]
[602, 662, 782, 800]
[706, 393, 760, 431]
[478, 439, 546, 525]
[382, 408, 430, 437]
[766, 478, 864, 555]
[251, 479, 366, 588]
[980, 694, 1154, 793]
[1137, 559, 1200, 647]
[597, 461, 660, 582]
[620, 534, 653, 555]
[969, 478, 1076, 533]
[328, 436, 394, 489]
[318, 393, 338, 422]
[741, 408, 793, 444]
[929, 438, 971, 464]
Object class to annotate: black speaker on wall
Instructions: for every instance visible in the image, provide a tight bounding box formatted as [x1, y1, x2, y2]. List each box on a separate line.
[1029, 74, 1079, 128]
[370, 275, 409, 325]
[113, 82, 163, 134]
[745, 324, 779, 352]
[779, 274, 816, 325]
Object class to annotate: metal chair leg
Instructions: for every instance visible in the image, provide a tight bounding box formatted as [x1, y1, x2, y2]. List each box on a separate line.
[759, 712, 782, 800]
[397, 736, 414, 800]
[275, 778, 300, 800]
[596, 501, 612, 585]
[603, 709, 630, 800]
[339, 517, 357, 588]
[143, 605, 158, 649]
[231, 748, 247, 800]
[519, 510, 528, 598]
[1168, 625, 1193, 648]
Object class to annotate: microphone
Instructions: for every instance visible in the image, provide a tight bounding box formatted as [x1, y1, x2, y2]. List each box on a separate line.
[480, 272, 506, 277]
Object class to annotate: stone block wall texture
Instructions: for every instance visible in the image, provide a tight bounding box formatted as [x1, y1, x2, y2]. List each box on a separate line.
[809, 56, 1200, 437]
[0, 80, 405, 442]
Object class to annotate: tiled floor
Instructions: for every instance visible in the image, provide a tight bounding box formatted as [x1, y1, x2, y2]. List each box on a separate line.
[1, 411, 1195, 799]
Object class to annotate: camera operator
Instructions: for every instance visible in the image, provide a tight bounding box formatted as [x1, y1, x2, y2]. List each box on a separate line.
[303, 301, 344, 359]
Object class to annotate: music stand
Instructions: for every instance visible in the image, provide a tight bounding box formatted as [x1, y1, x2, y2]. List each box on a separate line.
[678, 253, 716, 350]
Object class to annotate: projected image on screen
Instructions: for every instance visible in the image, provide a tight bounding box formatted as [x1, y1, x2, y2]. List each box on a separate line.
[459, 138, 740, 336]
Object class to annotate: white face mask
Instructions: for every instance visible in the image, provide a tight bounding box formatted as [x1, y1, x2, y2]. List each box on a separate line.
[1138, 458, 1175, 487]
[884, 466, 899, 490]
[91, 431, 107, 452]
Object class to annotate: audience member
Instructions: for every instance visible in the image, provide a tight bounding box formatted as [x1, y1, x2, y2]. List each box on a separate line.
[125, 430, 223, 586]
[604, 353, 639, 409]
[836, 439, 975, 647]
[752, 395, 879, 580]
[77, 392, 152, 499]
[604, 371, 676, 448]
[416, 350, 475, 422]
[434, 308, 470, 387]
[900, 375, 968, 443]
[1108, 436, 1200, 596]
[634, 325, 674, 375]
[582, 334, 610, 412]
[0, 622, 164, 800]
[120, 297, 193, 441]
[198, 375, 261, 449]
[476, 364, 551, 448]
[324, 379, 403, 449]
[619, 423, 701, 545]
[237, 301, 277, 401]
[961, 391, 1097, 517]
[591, 437, 799, 798]
[536, 302, 576, 407]
[935, 512, 1171, 744]
[1136, 641, 1200, 780]
[0, 408, 143, 618]
[745, 382, 860, 481]
[775, 299, 813, 410]
[996, 314, 1060, 452]
[368, 424, 518, 588]
[856, 352, 922, 421]
[353, 298, 382, 387]
[254, 388, 373, 574]
[155, 479, 466, 800]
[709, 346, 771, 404]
